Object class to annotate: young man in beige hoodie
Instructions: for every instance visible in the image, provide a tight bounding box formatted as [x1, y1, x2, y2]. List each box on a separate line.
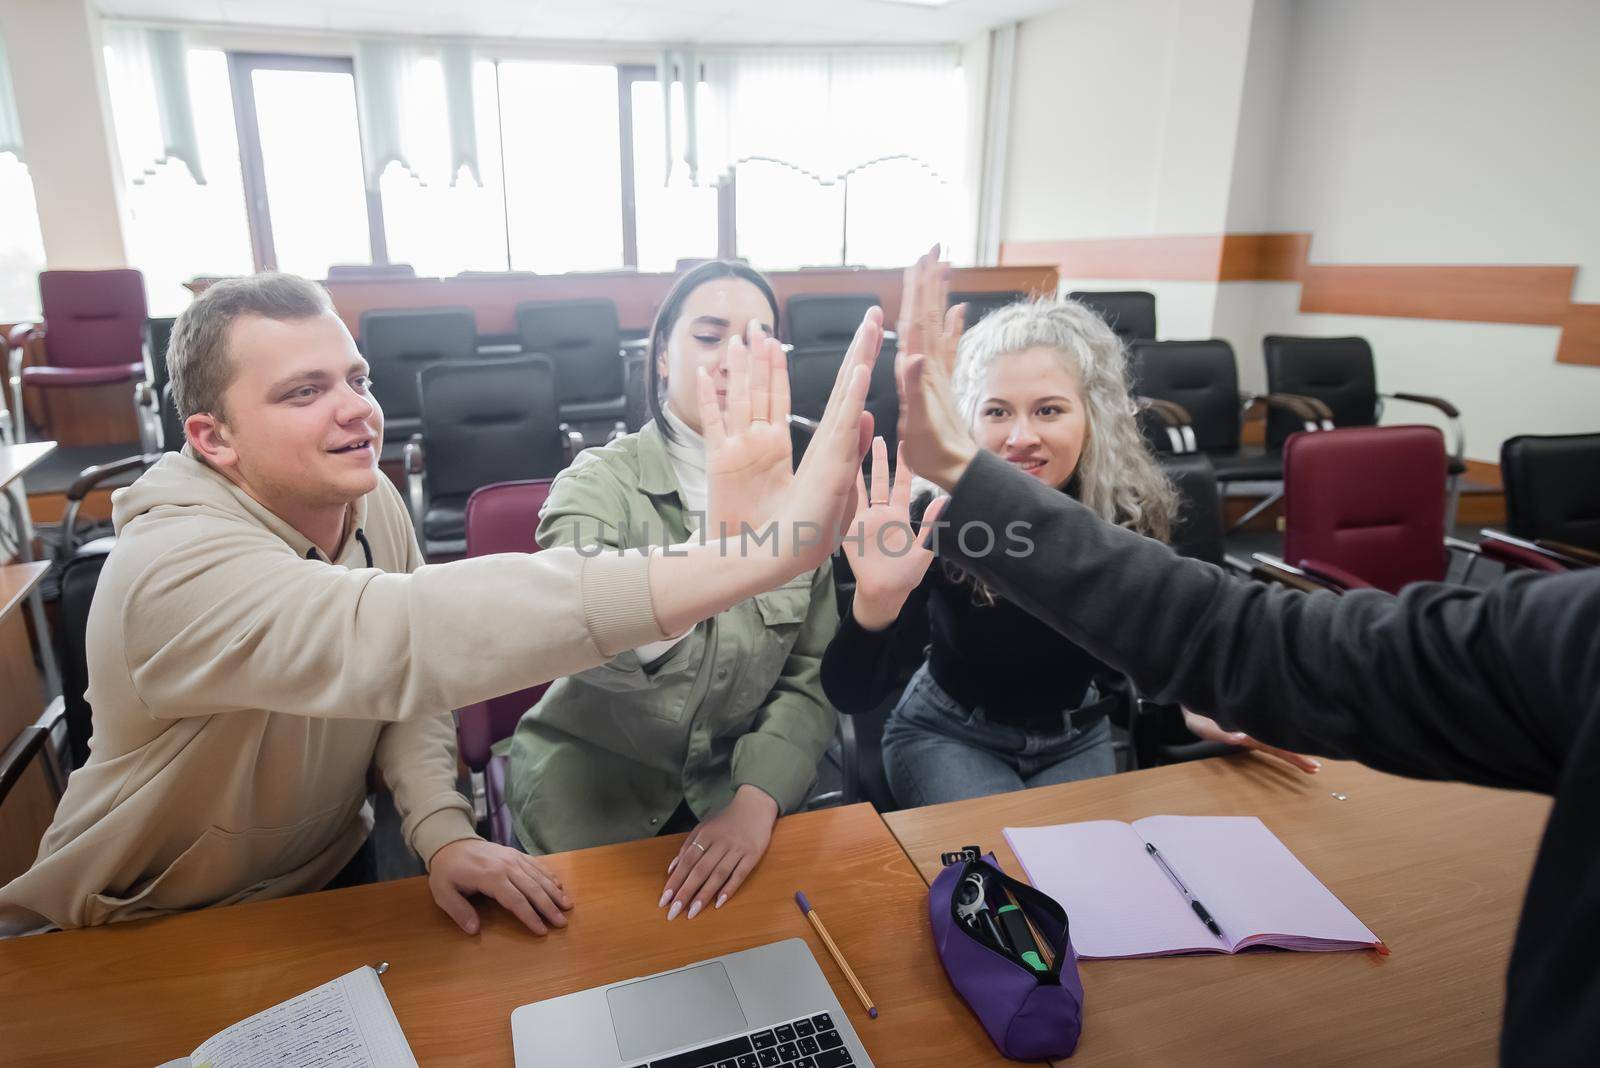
[0, 272, 877, 937]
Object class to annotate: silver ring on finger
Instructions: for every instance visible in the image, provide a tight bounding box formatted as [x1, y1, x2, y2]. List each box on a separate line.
[691, 840, 708, 853]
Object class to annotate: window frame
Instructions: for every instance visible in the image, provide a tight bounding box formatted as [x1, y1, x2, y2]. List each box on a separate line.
[227, 52, 389, 272]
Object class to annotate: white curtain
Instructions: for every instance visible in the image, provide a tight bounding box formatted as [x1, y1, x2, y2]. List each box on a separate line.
[0, 33, 22, 162]
[356, 39, 481, 190]
[439, 41, 481, 186]
[102, 25, 206, 184]
[698, 47, 962, 185]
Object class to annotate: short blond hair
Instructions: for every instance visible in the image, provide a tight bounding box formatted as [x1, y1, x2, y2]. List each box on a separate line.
[167, 273, 333, 421]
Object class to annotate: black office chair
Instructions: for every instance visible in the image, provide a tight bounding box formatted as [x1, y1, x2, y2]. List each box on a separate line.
[949, 290, 1025, 327]
[55, 543, 110, 767]
[358, 307, 478, 462]
[137, 316, 175, 451]
[406, 356, 582, 557]
[789, 335, 900, 458]
[515, 298, 628, 427]
[1129, 339, 1330, 529]
[1068, 290, 1157, 343]
[785, 294, 880, 349]
[55, 382, 183, 560]
[1500, 432, 1600, 552]
[1263, 335, 1465, 526]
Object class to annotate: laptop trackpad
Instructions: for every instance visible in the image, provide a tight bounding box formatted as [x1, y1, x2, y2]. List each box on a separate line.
[607, 962, 749, 1061]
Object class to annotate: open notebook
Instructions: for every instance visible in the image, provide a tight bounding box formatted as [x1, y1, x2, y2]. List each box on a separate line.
[157, 965, 417, 1068]
[1004, 815, 1380, 959]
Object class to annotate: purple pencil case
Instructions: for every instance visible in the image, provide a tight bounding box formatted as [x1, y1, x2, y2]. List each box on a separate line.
[929, 853, 1085, 1060]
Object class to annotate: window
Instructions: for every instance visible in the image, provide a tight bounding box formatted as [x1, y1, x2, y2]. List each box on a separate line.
[0, 153, 45, 320]
[98, 36, 972, 282]
[497, 62, 623, 273]
[103, 48, 253, 316]
[734, 161, 843, 269]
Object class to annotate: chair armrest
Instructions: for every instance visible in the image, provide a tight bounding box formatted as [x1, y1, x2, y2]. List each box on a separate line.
[403, 433, 426, 533]
[1249, 553, 1341, 594]
[1135, 396, 1198, 454]
[560, 423, 585, 463]
[1382, 391, 1465, 462]
[1296, 557, 1374, 591]
[1385, 391, 1460, 419]
[1537, 539, 1600, 567]
[58, 453, 160, 559]
[7, 322, 38, 349]
[1248, 391, 1335, 431]
[0, 698, 67, 806]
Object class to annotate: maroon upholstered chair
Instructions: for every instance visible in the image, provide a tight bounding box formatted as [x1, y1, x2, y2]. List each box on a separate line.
[8, 270, 149, 444]
[456, 478, 554, 845]
[1268, 425, 1449, 595]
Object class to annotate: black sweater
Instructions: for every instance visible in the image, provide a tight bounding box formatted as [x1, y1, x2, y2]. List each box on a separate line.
[820, 494, 1107, 724]
[941, 450, 1599, 1065]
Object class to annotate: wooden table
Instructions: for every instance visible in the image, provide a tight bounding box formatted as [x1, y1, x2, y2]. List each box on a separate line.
[884, 756, 1552, 1067]
[0, 560, 53, 884]
[0, 803, 1005, 1066]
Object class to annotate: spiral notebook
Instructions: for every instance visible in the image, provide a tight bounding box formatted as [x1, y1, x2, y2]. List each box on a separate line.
[1004, 815, 1381, 959]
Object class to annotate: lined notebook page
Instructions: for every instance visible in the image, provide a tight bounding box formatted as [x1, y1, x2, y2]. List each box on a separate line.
[1132, 815, 1378, 951]
[184, 966, 418, 1068]
[1004, 820, 1225, 958]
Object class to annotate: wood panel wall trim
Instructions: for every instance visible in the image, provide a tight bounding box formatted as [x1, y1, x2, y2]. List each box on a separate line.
[319, 265, 1060, 339]
[1000, 232, 1596, 367]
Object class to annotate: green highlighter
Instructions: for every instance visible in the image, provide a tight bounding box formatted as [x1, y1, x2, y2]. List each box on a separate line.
[997, 903, 1049, 973]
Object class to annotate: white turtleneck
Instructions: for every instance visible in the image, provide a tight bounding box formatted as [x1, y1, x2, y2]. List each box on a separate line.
[660, 401, 708, 517]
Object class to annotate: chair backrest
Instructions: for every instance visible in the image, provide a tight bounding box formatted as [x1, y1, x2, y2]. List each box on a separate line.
[1500, 432, 1600, 551]
[358, 307, 478, 439]
[419, 356, 568, 501]
[1128, 340, 1243, 454]
[1283, 425, 1446, 594]
[1263, 335, 1379, 449]
[38, 269, 148, 369]
[145, 316, 176, 393]
[949, 290, 1025, 327]
[515, 298, 624, 405]
[785, 294, 879, 348]
[56, 545, 112, 768]
[326, 263, 416, 280]
[1159, 452, 1226, 567]
[457, 479, 557, 768]
[1067, 290, 1156, 343]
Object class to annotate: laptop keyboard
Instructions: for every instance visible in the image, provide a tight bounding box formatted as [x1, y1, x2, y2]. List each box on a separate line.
[634, 1011, 857, 1068]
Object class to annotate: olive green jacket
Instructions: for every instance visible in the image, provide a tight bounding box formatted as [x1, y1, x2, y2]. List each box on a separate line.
[504, 421, 838, 854]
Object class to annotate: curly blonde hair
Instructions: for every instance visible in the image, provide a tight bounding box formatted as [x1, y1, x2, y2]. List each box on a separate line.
[949, 296, 1177, 540]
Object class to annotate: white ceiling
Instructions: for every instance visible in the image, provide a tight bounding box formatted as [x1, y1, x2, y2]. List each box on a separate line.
[94, 0, 1071, 46]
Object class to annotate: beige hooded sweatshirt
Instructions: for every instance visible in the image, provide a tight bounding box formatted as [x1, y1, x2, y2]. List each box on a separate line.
[0, 450, 666, 934]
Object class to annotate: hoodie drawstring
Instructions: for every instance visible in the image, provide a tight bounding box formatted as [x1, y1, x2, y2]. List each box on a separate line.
[305, 528, 375, 568]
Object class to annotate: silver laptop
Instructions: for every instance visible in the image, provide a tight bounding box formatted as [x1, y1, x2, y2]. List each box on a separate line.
[511, 939, 875, 1068]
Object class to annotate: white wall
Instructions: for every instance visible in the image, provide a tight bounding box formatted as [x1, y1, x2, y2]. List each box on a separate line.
[1244, 0, 1600, 460]
[1002, 0, 1255, 243]
[0, 0, 129, 270]
[1005, 0, 1599, 461]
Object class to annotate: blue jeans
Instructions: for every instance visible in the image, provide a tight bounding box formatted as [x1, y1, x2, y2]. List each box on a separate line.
[882, 664, 1116, 808]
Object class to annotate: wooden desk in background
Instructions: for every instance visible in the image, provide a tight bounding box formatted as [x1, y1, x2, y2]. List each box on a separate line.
[885, 757, 1551, 1067]
[0, 804, 1007, 1067]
